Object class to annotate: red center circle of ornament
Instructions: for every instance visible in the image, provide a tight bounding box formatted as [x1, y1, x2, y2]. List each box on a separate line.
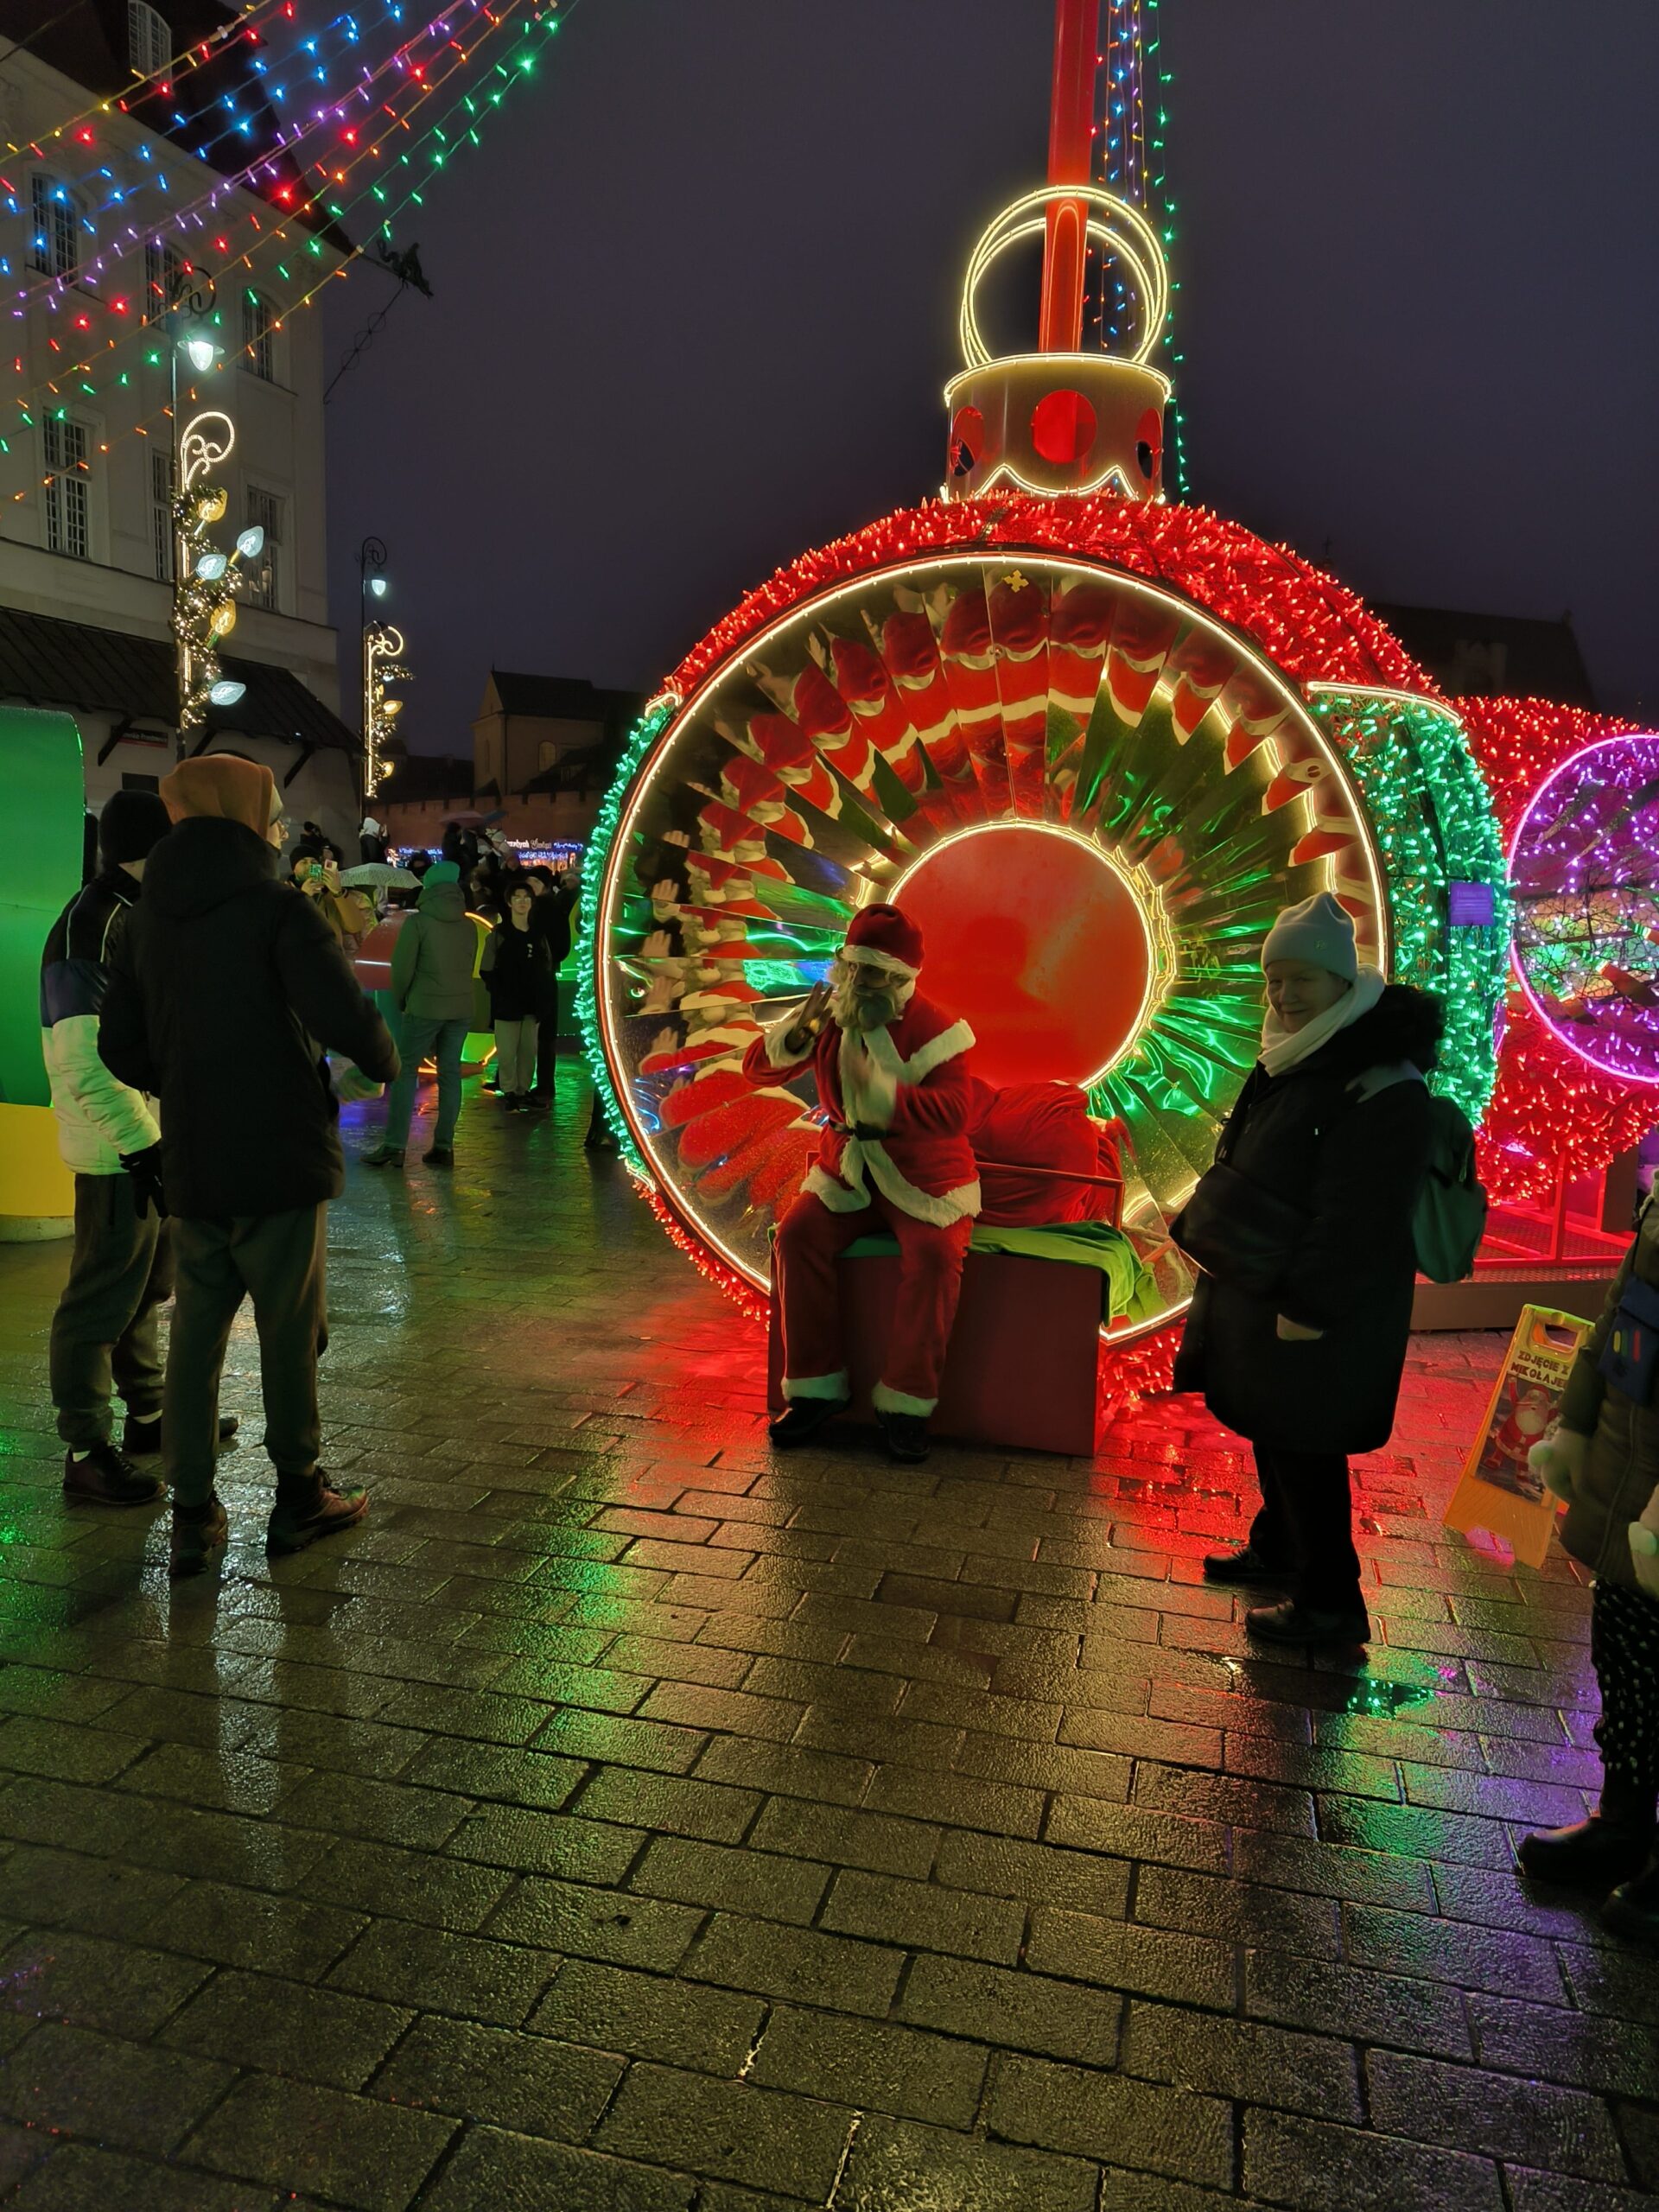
[1030, 388, 1097, 465]
[895, 823, 1152, 1090]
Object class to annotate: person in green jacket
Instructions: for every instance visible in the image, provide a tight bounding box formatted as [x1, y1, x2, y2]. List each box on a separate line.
[365, 861, 481, 1170]
[1523, 1195, 1659, 1944]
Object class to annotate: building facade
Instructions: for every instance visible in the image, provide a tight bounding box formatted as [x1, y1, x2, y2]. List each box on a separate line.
[0, 1, 361, 845]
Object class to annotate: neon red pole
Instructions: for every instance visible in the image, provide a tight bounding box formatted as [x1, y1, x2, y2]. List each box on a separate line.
[1039, 0, 1099, 353]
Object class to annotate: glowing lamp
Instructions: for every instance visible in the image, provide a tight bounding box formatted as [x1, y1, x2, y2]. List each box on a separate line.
[194, 551, 228, 582]
[236, 526, 265, 561]
[207, 679, 245, 707]
[195, 488, 227, 525]
[368, 575, 389, 600]
[210, 603, 237, 638]
[181, 332, 219, 374]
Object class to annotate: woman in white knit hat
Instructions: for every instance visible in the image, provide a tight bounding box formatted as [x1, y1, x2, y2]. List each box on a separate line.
[1171, 893, 1443, 1646]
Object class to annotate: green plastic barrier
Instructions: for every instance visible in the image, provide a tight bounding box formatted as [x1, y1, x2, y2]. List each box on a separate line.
[0, 708, 85, 1106]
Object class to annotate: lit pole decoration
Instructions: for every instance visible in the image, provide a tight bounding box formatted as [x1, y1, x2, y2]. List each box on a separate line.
[168, 281, 261, 751]
[359, 536, 410, 795]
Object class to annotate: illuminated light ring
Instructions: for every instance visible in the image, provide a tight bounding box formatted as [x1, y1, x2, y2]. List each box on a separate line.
[939, 356, 1174, 503]
[590, 546, 1389, 1347]
[1508, 734, 1659, 1088]
[959, 186, 1171, 371]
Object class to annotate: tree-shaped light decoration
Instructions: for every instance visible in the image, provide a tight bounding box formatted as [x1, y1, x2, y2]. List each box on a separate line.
[172, 410, 266, 732]
[363, 620, 411, 792]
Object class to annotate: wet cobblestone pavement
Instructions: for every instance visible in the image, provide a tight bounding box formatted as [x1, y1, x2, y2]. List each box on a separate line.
[0, 1060, 1652, 2209]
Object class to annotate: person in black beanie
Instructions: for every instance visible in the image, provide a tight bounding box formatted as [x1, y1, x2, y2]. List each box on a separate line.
[42, 791, 232, 1503]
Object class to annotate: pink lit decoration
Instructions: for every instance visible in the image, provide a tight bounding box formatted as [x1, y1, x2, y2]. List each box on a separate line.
[1510, 736, 1659, 1087]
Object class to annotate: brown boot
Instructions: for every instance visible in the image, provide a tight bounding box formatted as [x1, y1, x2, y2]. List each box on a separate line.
[266, 1471, 368, 1555]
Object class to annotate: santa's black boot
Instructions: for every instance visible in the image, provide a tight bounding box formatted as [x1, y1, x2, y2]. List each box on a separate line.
[1518, 1774, 1656, 1891]
[768, 1397, 848, 1450]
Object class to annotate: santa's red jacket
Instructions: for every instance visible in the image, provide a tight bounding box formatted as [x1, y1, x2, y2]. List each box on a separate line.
[741, 993, 981, 1226]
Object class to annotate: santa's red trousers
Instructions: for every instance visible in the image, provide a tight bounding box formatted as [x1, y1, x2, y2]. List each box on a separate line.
[774, 1187, 973, 1413]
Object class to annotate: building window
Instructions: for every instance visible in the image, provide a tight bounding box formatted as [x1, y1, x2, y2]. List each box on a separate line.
[245, 486, 283, 611]
[150, 448, 175, 582]
[143, 238, 185, 321]
[43, 416, 91, 559]
[29, 176, 80, 280]
[128, 1, 170, 77]
[120, 772, 161, 794]
[242, 289, 276, 381]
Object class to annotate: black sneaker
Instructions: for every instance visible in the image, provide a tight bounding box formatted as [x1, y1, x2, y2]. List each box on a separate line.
[63, 1441, 163, 1506]
[525, 1093, 552, 1116]
[1245, 1599, 1370, 1647]
[1603, 1854, 1659, 1945]
[267, 1476, 369, 1556]
[1519, 1813, 1656, 1891]
[878, 1410, 931, 1465]
[423, 1146, 454, 1167]
[363, 1146, 404, 1169]
[169, 1494, 229, 1579]
[1203, 1546, 1292, 1586]
[124, 1413, 238, 1459]
[767, 1398, 849, 1449]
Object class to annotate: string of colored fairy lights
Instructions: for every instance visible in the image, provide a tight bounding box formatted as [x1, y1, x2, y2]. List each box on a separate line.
[1097, 0, 1186, 495]
[3, 5, 558, 475]
[3, 0, 505, 334]
[2, 0, 266, 160]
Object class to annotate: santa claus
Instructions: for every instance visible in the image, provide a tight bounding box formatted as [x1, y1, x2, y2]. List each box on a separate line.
[742, 904, 978, 1463]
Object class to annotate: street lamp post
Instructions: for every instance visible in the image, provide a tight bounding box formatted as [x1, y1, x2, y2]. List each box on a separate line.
[358, 536, 409, 799]
[168, 279, 255, 755]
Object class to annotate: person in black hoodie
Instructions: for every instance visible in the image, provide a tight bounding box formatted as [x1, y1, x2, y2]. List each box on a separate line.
[481, 878, 553, 1109]
[1172, 893, 1440, 1648]
[99, 755, 399, 1579]
[525, 864, 576, 1111]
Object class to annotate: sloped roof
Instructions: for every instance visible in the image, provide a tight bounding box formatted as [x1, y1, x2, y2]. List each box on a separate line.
[0, 603, 359, 752]
[379, 754, 473, 803]
[485, 670, 642, 726]
[1375, 602, 1597, 710]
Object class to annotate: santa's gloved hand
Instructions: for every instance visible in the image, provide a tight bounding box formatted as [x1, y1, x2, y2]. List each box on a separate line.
[1529, 1425, 1589, 1503]
[120, 1144, 168, 1221]
[1630, 1484, 1659, 1601]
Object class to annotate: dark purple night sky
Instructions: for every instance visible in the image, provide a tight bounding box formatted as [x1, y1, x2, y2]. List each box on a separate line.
[321, 0, 1659, 751]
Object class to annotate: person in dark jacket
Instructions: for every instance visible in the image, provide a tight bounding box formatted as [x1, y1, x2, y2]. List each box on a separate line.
[366, 861, 479, 1168]
[525, 865, 575, 1109]
[1521, 1201, 1659, 1942]
[99, 755, 399, 1579]
[1172, 893, 1440, 1648]
[42, 790, 186, 1503]
[482, 879, 554, 1109]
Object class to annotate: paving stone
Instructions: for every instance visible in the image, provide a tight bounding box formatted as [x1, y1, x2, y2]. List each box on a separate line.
[0, 2021, 234, 2156]
[186, 2069, 455, 2209]
[1244, 1950, 1473, 2060]
[748, 2004, 988, 2126]
[7, 2145, 276, 2211]
[1503, 2172, 1659, 2212]
[328, 1919, 555, 2026]
[530, 1957, 764, 2074]
[822, 1867, 1027, 1963]
[747, 1797, 939, 1879]
[0, 1928, 209, 2039]
[397, 1735, 586, 1809]
[1243, 2107, 1505, 2212]
[595, 2062, 853, 2199]
[371, 2014, 624, 2137]
[131, 1876, 366, 1980]
[898, 1955, 1122, 2067]
[445, 1806, 645, 1883]
[630, 1834, 829, 1924]
[835, 2113, 1101, 2211]
[1366, 2049, 1627, 2180]
[485, 1875, 704, 1970]
[1468, 1993, 1659, 2098]
[987, 2051, 1233, 2185]
[1122, 1999, 1363, 2121]
[683, 1913, 904, 2018]
[1026, 1904, 1235, 2011]
[162, 1967, 410, 2089]
[414, 2124, 696, 2211]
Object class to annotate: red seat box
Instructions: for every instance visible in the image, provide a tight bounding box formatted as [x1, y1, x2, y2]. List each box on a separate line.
[767, 1249, 1102, 1456]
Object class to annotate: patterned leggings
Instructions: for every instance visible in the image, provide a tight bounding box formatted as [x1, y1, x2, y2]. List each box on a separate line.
[1592, 1580, 1659, 1796]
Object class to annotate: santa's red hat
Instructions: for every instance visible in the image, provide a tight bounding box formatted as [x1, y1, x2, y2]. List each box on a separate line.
[843, 902, 924, 978]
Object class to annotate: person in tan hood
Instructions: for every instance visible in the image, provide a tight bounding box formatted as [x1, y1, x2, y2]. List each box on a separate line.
[99, 752, 399, 1578]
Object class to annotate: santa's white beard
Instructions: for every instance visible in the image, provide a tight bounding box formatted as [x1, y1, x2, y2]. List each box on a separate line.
[830, 973, 899, 1033]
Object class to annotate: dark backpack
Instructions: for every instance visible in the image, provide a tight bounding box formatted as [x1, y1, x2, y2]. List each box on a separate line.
[1351, 1067, 1487, 1283]
[1414, 1093, 1488, 1282]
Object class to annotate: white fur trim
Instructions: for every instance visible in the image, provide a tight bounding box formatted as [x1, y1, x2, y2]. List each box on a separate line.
[873, 1382, 937, 1417]
[862, 1018, 976, 1085]
[782, 1370, 850, 1402]
[863, 1144, 981, 1225]
[842, 944, 919, 980]
[806, 1161, 873, 1213]
[838, 1025, 898, 1133]
[758, 1007, 815, 1069]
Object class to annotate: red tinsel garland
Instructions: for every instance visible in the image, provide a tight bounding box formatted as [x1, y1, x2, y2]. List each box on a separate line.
[1459, 697, 1655, 1207]
[668, 495, 1438, 706]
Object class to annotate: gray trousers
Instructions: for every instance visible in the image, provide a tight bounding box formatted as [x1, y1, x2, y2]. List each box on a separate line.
[50, 1173, 173, 1449]
[383, 1014, 468, 1153]
[493, 1017, 538, 1095]
[165, 1205, 327, 1505]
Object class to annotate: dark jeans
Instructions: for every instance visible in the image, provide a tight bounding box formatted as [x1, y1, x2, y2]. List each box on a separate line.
[532, 986, 560, 1098]
[1593, 1580, 1659, 1796]
[165, 1206, 327, 1506]
[384, 1014, 468, 1153]
[1249, 1443, 1366, 1617]
[49, 1173, 173, 1447]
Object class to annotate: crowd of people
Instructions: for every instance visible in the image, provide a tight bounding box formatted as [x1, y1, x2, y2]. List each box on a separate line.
[38, 763, 597, 1579]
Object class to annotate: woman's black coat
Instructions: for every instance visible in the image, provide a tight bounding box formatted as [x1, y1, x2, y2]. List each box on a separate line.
[1172, 984, 1441, 1456]
[484, 917, 553, 1023]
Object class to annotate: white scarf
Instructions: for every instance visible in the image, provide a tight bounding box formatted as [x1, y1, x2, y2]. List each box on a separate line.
[1259, 965, 1384, 1077]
